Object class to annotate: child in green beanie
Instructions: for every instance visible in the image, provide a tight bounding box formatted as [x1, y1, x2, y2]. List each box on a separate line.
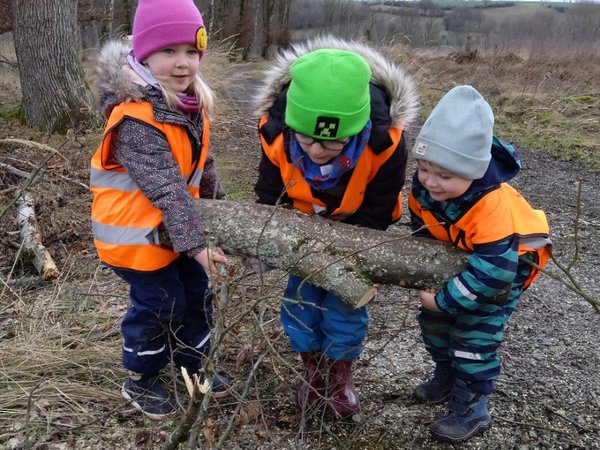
[253, 36, 419, 419]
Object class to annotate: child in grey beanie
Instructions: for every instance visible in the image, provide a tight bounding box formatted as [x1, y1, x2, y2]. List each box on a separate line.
[408, 85, 552, 443]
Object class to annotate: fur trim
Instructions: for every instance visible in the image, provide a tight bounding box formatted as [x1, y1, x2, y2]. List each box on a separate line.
[253, 35, 419, 128]
[96, 40, 144, 104]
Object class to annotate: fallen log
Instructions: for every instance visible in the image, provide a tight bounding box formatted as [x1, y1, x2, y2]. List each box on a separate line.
[197, 199, 469, 308]
[15, 190, 60, 280]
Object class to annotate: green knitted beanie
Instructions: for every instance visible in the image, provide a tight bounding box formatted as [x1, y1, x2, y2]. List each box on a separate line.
[285, 49, 372, 140]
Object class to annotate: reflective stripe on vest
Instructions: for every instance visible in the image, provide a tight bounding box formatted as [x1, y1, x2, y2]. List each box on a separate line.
[259, 115, 403, 221]
[90, 167, 139, 191]
[90, 166, 204, 192]
[90, 101, 210, 271]
[91, 220, 160, 245]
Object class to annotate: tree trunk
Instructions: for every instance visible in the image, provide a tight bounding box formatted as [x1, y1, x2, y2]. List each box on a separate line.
[260, 0, 275, 58]
[197, 200, 469, 308]
[10, 0, 95, 132]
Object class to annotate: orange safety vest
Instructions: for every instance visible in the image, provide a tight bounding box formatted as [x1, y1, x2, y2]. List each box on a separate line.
[90, 101, 210, 271]
[259, 115, 403, 221]
[408, 184, 551, 287]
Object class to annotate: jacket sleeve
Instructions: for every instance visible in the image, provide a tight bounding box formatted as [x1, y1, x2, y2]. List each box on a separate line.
[343, 135, 408, 230]
[112, 118, 207, 254]
[434, 236, 520, 314]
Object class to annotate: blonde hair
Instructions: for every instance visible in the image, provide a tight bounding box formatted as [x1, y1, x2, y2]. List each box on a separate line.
[157, 72, 215, 120]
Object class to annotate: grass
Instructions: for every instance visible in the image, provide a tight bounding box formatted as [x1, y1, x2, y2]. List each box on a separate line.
[0, 103, 24, 123]
[399, 48, 600, 171]
[493, 92, 600, 170]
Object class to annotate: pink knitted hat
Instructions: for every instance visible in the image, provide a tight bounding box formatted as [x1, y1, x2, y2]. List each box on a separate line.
[132, 0, 207, 62]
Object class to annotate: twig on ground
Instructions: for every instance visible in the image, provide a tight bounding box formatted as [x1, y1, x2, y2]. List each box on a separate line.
[215, 352, 268, 449]
[545, 406, 593, 432]
[0, 162, 34, 179]
[24, 379, 44, 450]
[162, 384, 206, 450]
[0, 137, 71, 221]
[494, 415, 568, 435]
[0, 237, 26, 303]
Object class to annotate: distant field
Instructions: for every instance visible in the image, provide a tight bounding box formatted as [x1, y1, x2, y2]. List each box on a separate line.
[481, 3, 550, 19]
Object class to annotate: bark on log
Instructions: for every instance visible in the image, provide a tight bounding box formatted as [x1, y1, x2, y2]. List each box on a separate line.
[15, 191, 60, 280]
[197, 199, 469, 308]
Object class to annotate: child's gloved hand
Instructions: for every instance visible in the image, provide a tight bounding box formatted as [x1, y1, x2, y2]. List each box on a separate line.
[418, 289, 442, 312]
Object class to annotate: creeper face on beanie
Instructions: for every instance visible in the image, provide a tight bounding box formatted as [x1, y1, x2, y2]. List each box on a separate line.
[412, 85, 494, 180]
[132, 0, 207, 63]
[285, 49, 372, 140]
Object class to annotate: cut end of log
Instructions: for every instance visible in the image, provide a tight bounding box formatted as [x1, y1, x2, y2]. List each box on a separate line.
[41, 266, 60, 281]
[354, 286, 378, 309]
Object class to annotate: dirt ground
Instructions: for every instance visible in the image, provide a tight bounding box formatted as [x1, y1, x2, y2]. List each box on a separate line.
[1, 53, 599, 449]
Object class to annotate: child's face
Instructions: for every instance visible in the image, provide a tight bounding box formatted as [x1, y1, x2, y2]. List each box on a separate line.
[417, 160, 473, 201]
[144, 44, 200, 93]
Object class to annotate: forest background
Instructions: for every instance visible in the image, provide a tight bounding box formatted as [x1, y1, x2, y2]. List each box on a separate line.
[0, 1, 599, 449]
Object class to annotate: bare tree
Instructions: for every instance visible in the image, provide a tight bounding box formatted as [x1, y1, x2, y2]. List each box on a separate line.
[276, 0, 292, 49]
[9, 0, 95, 132]
[237, 0, 257, 60]
[260, 0, 276, 58]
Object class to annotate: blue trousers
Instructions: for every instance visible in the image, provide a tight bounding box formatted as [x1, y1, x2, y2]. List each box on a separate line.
[112, 256, 213, 376]
[281, 275, 368, 361]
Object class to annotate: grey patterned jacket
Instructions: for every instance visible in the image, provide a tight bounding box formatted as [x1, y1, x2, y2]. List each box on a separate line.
[95, 40, 225, 259]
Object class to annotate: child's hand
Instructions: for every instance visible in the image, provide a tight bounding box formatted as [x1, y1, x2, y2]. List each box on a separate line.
[418, 289, 442, 312]
[195, 247, 228, 276]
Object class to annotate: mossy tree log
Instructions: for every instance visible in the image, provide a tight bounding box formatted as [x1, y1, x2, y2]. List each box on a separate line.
[198, 199, 469, 308]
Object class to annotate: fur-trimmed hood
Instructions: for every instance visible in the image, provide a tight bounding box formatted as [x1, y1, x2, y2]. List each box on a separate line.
[95, 40, 147, 117]
[253, 35, 419, 128]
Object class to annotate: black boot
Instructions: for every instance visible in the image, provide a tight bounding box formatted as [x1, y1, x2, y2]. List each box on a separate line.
[413, 363, 453, 404]
[121, 372, 178, 421]
[430, 378, 491, 443]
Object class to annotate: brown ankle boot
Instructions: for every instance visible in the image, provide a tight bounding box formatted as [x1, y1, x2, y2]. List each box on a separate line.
[327, 360, 359, 419]
[294, 352, 326, 409]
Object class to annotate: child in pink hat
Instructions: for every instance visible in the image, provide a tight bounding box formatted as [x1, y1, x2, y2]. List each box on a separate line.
[90, 0, 230, 420]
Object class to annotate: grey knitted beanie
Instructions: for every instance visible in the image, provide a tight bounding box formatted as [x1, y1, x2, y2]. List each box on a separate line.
[412, 85, 494, 180]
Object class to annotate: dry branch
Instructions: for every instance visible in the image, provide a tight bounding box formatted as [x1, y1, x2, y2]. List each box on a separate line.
[197, 199, 468, 307]
[14, 190, 59, 280]
[0, 162, 33, 179]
